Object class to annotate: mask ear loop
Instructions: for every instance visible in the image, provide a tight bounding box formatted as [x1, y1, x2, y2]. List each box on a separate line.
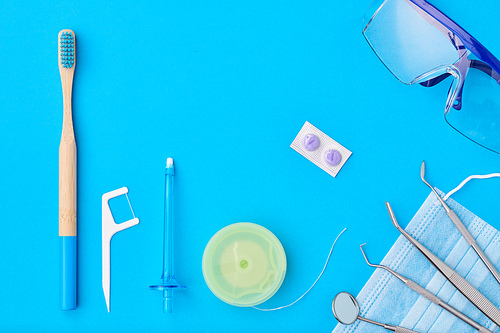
[444, 173, 500, 201]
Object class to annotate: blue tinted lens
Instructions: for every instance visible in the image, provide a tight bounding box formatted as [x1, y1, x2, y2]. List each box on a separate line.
[445, 64, 500, 153]
[363, 0, 460, 84]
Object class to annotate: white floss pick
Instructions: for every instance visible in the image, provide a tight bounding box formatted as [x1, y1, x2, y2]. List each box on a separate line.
[290, 121, 352, 177]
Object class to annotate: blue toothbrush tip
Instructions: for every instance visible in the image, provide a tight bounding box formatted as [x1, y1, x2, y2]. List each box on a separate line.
[60, 31, 75, 68]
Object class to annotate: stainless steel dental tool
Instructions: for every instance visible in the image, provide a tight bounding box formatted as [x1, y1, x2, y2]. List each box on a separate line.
[360, 244, 493, 333]
[421, 161, 500, 285]
[386, 202, 500, 326]
[332, 292, 419, 333]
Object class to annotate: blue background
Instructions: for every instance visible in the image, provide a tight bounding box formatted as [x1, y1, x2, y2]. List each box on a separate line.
[1, 0, 500, 331]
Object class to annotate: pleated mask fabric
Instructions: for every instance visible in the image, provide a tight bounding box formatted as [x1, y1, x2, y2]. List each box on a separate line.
[333, 189, 500, 333]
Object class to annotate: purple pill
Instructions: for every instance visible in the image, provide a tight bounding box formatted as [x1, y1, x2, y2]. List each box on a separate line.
[303, 134, 320, 151]
[324, 149, 341, 166]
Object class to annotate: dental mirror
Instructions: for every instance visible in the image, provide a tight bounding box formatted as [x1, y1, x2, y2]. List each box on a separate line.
[332, 292, 359, 325]
[332, 292, 419, 332]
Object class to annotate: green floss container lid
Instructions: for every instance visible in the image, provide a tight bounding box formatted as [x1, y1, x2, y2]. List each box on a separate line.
[202, 222, 287, 307]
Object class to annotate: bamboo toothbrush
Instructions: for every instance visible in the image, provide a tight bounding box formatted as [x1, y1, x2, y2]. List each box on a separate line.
[58, 29, 77, 311]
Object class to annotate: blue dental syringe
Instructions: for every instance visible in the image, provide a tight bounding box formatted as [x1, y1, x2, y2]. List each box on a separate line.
[150, 157, 186, 313]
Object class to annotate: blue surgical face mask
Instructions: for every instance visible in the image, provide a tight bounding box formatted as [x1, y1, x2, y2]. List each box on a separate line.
[333, 189, 500, 333]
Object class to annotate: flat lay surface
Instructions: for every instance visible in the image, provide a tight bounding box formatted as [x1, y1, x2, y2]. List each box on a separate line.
[1, 0, 500, 332]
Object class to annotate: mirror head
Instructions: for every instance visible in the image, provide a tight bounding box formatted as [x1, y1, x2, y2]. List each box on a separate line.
[331, 292, 359, 325]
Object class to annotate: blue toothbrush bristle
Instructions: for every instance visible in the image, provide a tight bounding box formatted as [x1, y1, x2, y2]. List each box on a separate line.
[60, 31, 75, 68]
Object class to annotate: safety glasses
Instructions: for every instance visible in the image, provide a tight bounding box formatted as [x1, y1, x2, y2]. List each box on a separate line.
[363, 0, 500, 153]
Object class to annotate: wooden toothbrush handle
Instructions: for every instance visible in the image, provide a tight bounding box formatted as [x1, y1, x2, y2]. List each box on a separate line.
[59, 134, 77, 236]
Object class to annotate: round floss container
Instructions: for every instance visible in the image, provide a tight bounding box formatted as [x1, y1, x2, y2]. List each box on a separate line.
[202, 222, 287, 307]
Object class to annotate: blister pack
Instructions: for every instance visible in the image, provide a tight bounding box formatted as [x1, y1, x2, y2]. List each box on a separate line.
[290, 121, 351, 178]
